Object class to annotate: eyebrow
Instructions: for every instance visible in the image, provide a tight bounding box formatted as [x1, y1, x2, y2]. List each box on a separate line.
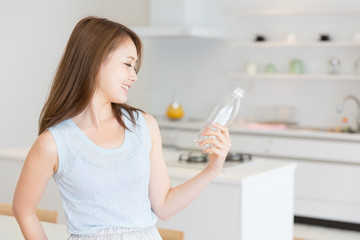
[126, 56, 138, 62]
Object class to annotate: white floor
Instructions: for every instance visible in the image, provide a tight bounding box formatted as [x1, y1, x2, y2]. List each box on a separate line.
[294, 223, 360, 240]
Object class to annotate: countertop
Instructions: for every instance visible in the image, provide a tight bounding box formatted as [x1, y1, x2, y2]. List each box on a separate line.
[0, 147, 30, 162]
[163, 148, 296, 186]
[157, 119, 360, 142]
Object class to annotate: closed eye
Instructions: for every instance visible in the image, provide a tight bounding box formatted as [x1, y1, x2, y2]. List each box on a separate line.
[124, 63, 137, 72]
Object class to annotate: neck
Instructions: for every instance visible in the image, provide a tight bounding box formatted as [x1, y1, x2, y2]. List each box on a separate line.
[72, 97, 115, 130]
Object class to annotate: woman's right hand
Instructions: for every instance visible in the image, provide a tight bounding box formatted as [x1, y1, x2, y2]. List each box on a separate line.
[198, 123, 232, 175]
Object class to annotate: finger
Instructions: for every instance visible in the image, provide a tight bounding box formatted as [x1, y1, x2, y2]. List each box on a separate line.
[202, 126, 225, 139]
[203, 127, 230, 146]
[210, 124, 232, 148]
[204, 124, 230, 144]
[203, 146, 226, 157]
[211, 123, 230, 140]
[199, 138, 223, 150]
[203, 146, 220, 154]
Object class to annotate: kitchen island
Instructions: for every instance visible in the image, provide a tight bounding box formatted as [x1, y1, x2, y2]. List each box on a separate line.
[157, 148, 296, 240]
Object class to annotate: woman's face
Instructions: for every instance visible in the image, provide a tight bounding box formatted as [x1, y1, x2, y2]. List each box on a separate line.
[96, 38, 138, 104]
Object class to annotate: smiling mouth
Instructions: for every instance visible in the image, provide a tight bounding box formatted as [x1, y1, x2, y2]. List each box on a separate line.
[122, 85, 129, 91]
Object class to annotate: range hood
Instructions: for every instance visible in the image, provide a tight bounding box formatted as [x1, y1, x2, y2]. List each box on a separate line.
[132, 0, 222, 39]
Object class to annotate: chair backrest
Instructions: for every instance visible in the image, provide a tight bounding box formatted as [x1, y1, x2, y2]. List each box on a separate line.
[157, 228, 184, 240]
[0, 202, 58, 223]
[0, 202, 13, 216]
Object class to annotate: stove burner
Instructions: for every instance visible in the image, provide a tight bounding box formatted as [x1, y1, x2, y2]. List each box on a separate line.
[179, 152, 252, 163]
[179, 152, 208, 163]
[226, 152, 252, 162]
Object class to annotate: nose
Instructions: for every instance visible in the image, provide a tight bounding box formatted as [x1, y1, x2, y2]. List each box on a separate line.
[130, 69, 138, 82]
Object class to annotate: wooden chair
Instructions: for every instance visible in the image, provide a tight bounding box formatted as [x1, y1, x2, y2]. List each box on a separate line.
[157, 227, 184, 240]
[0, 202, 58, 223]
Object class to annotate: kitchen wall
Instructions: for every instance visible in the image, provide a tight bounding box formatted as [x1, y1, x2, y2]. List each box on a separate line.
[128, 0, 360, 130]
[0, 0, 149, 148]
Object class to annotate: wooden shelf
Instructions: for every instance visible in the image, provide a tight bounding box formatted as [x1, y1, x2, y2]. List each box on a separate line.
[227, 73, 360, 81]
[226, 41, 360, 47]
[131, 26, 223, 39]
[224, 9, 360, 16]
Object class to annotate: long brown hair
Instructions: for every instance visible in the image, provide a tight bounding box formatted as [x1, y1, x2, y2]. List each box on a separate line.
[39, 16, 143, 135]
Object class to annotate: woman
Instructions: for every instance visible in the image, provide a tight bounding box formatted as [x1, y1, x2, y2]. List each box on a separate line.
[13, 16, 231, 240]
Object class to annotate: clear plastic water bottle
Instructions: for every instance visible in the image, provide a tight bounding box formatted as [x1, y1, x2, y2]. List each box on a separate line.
[194, 87, 245, 149]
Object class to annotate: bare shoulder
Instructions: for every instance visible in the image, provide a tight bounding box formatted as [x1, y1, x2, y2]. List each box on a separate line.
[141, 112, 159, 130]
[141, 112, 162, 144]
[34, 130, 57, 154]
[27, 130, 58, 171]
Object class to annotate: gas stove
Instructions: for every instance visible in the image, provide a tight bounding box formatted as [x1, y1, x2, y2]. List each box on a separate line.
[165, 150, 255, 172]
[179, 151, 252, 163]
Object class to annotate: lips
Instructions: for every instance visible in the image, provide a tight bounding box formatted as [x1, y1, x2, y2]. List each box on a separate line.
[121, 84, 131, 92]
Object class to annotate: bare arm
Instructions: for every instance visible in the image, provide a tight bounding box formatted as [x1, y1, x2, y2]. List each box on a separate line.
[12, 130, 58, 240]
[145, 114, 231, 220]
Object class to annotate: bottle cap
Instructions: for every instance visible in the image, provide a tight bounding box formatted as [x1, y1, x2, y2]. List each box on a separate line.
[233, 87, 245, 98]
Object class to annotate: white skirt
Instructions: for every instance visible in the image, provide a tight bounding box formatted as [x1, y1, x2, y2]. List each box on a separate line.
[67, 226, 162, 240]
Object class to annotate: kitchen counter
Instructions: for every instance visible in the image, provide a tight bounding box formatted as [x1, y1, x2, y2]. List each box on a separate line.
[157, 119, 360, 142]
[163, 148, 296, 185]
[158, 148, 296, 240]
[158, 118, 360, 226]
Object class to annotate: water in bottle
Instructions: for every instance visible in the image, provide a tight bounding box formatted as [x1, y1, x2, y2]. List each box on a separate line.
[194, 87, 245, 149]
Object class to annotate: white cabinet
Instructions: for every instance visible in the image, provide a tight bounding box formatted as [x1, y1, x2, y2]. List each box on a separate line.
[156, 164, 295, 240]
[231, 133, 360, 163]
[269, 136, 360, 163]
[158, 179, 243, 240]
[231, 132, 360, 223]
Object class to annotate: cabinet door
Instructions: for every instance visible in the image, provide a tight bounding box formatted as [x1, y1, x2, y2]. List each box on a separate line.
[295, 160, 360, 204]
[176, 130, 272, 153]
[156, 178, 241, 240]
[286, 158, 360, 223]
[176, 130, 199, 150]
[269, 137, 360, 163]
[160, 127, 179, 147]
[230, 134, 270, 155]
[174, 129, 271, 153]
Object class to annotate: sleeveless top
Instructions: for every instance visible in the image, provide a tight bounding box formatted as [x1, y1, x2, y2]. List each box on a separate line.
[48, 110, 158, 235]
